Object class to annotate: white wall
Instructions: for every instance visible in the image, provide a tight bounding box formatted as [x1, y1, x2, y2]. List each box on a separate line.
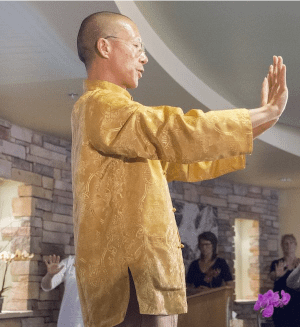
[0, 179, 22, 251]
[279, 188, 300, 257]
[234, 219, 257, 300]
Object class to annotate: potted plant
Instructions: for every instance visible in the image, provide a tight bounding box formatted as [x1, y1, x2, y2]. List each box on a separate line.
[0, 250, 34, 312]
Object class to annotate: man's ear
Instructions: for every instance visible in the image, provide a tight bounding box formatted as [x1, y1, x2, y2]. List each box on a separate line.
[95, 38, 110, 59]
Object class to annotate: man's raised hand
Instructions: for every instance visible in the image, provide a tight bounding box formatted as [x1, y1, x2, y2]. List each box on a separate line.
[44, 254, 64, 276]
[261, 56, 288, 118]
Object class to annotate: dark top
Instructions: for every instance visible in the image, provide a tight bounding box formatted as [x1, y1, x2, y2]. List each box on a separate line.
[186, 257, 232, 288]
[270, 258, 300, 327]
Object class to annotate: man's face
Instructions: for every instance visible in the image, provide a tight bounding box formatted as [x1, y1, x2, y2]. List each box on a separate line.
[108, 19, 148, 89]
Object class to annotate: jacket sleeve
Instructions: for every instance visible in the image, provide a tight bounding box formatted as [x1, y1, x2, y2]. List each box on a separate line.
[286, 265, 300, 291]
[85, 90, 253, 164]
[160, 155, 246, 183]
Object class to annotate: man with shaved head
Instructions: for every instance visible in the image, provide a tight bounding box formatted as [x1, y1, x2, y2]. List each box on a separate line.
[72, 11, 288, 327]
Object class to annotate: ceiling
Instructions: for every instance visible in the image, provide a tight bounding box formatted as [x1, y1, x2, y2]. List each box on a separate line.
[0, 1, 299, 190]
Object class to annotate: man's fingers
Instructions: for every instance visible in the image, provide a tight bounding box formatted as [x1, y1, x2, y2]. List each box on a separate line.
[279, 64, 287, 89]
[273, 56, 278, 87]
[261, 77, 268, 106]
[269, 65, 273, 90]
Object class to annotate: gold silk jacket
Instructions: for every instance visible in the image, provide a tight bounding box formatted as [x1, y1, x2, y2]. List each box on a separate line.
[71, 80, 253, 327]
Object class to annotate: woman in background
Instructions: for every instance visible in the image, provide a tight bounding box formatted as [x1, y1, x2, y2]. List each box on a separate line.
[186, 231, 233, 296]
[270, 234, 300, 327]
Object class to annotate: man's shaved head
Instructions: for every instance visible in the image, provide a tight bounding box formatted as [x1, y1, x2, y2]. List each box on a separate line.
[77, 11, 133, 68]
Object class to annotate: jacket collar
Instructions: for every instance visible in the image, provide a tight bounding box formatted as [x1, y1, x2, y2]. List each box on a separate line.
[83, 80, 132, 100]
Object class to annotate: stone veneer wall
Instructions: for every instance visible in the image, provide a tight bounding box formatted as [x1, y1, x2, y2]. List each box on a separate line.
[0, 118, 73, 327]
[169, 178, 280, 326]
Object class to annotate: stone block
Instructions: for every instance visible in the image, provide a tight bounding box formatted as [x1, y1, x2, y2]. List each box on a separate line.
[43, 134, 61, 146]
[42, 230, 71, 245]
[52, 213, 73, 224]
[18, 275, 42, 283]
[262, 189, 271, 197]
[61, 169, 72, 181]
[42, 176, 54, 190]
[53, 195, 73, 205]
[54, 180, 72, 192]
[33, 163, 54, 178]
[12, 197, 36, 217]
[53, 189, 73, 199]
[41, 243, 65, 256]
[9, 281, 40, 300]
[233, 184, 248, 196]
[49, 159, 71, 170]
[65, 224, 74, 234]
[11, 260, 38, 275]
[32, 217, 43, 228]
[183, 184, 199, 202]
[0, 125, 9, 140]
[213, 186, 230, 195]
[261, 214, 277, 221]
[31, 227, 43, 237]
[251, 206, 267, 214]
[0, 158, 12, 179]
[169, 192, 183, 200]
[32, 133, 43, 146]
[248, 186, 261, 194]
[30, 237, 42, 253]
[53, 168, 61, 180]
[36, 198, 52, 212]
[52, 203, 73, 216]
[12, 157, 31, 171]
[0, 119, 11, 128]
[38, 301, 56, 310]
[11, 125, 32, 143]
[30, 144, 66, 162]
[39, 289, 60, 301]
[21, 317, 45, 327]
[44, 142, 67, 155]
[228, 195, 255, 205]
[42, 212, 53, 221]
[18, 185, 53, 200]
[267, 239, 278, 252]
[43, 221, 67, 233]
[60, 138, 71, 148]
[12, 168, 42, 186]
[0, 140, 26, 159]
[26, 154, 51, 167]
[200, 196, 227, 207]
[0, 318, 22, 326]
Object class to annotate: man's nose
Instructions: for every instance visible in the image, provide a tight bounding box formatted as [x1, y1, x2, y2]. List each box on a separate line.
[140, 52, 148, 65]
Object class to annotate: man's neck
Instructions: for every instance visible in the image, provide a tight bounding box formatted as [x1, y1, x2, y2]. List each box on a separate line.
[86, 62, 127, 90]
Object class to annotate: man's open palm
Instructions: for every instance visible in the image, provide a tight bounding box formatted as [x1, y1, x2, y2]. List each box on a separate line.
[44, 254, 64, 276]
[261, 56, 288, 117]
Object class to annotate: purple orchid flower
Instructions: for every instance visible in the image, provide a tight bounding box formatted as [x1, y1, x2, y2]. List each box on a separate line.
[280, 290, 291, 306]
[254, 289, 291, 318]
[262, 304, 274, 318]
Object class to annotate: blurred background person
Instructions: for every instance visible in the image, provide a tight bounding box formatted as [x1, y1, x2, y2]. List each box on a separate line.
[41, 237, 83, 327]
[186, 231, 233, 296]
[269, 234, 300, 326]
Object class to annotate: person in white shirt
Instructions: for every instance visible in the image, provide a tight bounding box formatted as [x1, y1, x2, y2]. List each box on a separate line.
[41, 254, 84, 327]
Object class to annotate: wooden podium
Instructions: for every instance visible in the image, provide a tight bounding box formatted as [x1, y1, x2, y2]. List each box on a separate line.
[178, 286, 234, 327]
